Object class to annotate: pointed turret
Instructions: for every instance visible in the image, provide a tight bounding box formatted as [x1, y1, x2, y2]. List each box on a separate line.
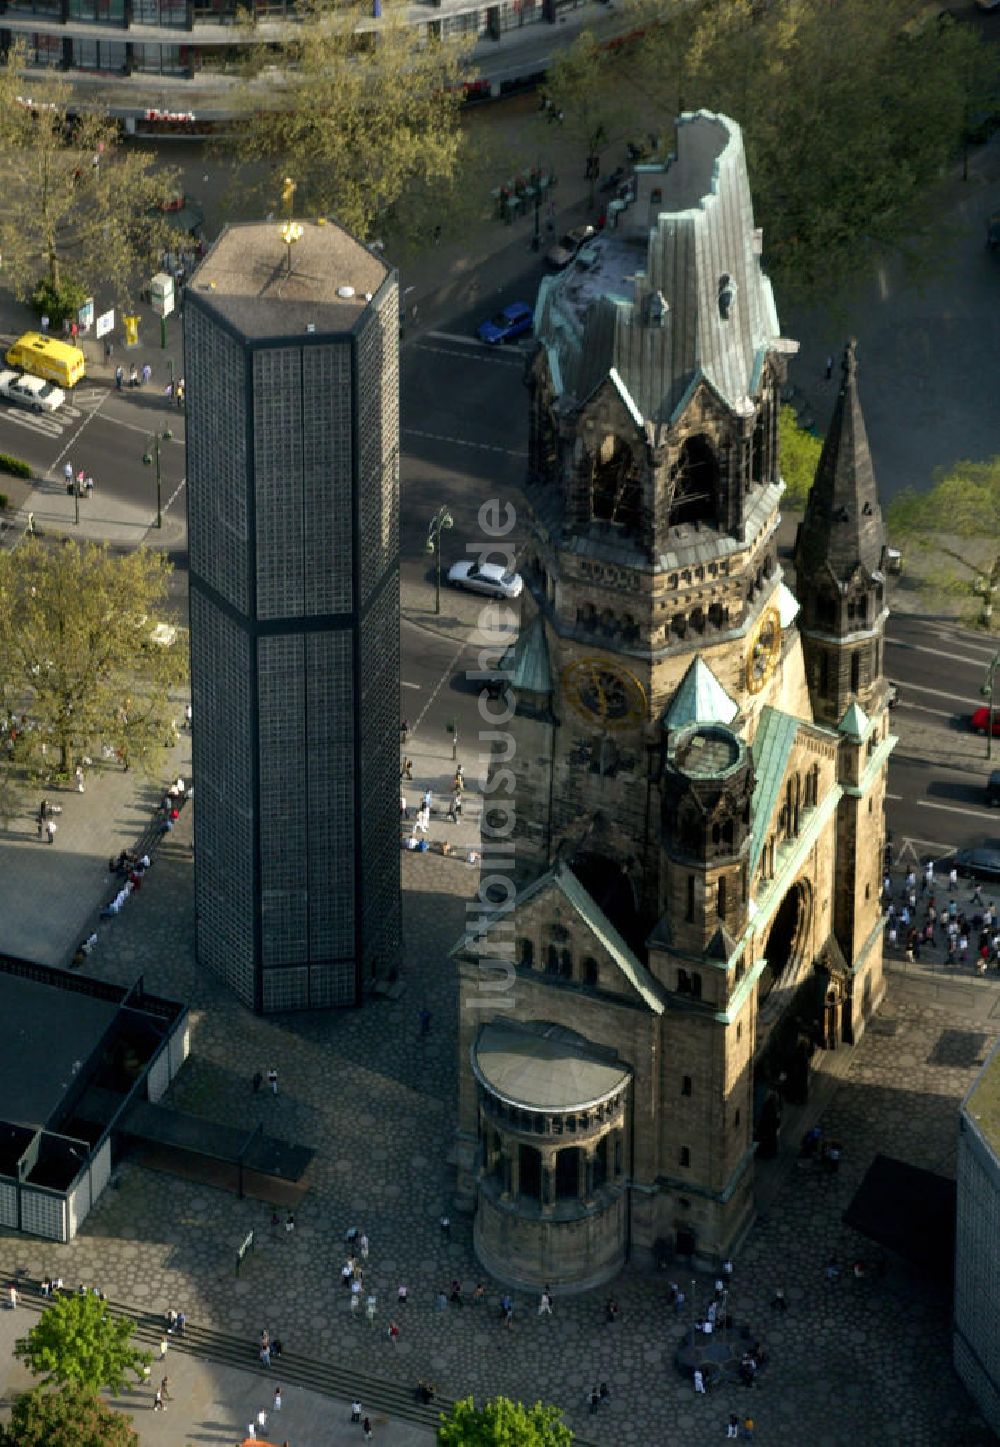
[794, 339, 889, 726]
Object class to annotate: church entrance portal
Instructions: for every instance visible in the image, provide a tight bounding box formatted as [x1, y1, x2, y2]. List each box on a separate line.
[758, 880, 810, 1005]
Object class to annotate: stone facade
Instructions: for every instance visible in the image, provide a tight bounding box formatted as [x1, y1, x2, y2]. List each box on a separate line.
[954, 1039, 1000, 1435]
[454, 113, 894, 1287]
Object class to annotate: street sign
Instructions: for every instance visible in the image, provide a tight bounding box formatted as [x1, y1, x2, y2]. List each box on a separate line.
[77, 298, 94, 333]
[95, 308, 114, 339]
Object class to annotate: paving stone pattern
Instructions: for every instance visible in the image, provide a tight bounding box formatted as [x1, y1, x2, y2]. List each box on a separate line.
[0, 774, 996, 1444]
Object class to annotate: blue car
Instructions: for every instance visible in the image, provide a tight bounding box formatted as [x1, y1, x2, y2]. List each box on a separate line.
[476, 301, 533, 345]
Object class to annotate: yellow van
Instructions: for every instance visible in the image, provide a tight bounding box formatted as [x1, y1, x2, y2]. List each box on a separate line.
[5, 332, 86, 389]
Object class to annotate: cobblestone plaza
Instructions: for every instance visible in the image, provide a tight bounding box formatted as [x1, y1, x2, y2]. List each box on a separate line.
[0, 796, 994, 1445]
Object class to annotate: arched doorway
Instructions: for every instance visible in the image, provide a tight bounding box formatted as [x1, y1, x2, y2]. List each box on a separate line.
[758, 879, 811, 1005]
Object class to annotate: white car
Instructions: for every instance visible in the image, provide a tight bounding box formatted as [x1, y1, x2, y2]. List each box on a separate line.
[447, 560, 523, 600]
[0, 368, 65, 413]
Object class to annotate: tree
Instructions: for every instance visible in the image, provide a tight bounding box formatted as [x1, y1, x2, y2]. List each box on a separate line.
[0, 43, 178, 311]
[0, 539, 186, 778]
[0, 1386, 139, 1447]
[542, 30, 635, 205]
[779, 406, 822, 510]
[437, 1395, 574, 1445]
[222, 0, 472, 242]
[887, 459, 1000, 626]
[634, 0, 997, 292]
[14, 1294, 151, 1395]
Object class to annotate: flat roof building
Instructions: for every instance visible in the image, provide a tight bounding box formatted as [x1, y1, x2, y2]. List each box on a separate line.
[955, 1037, 1000, 1435]
[185, 219, 401, 1013]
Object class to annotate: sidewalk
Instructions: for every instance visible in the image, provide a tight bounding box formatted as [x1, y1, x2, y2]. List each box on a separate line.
[0, 721, 191, 969]
[0, 1298, 436, 1446]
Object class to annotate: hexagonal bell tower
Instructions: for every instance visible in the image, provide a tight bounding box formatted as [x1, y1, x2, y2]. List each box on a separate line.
[647, 724, 758, 1263]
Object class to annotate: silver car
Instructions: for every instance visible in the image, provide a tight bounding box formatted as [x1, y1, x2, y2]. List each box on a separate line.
[447, 560, 523, 600]
[0, 368, 65, 413]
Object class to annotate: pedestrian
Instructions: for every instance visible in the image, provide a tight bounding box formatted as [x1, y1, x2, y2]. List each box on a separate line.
[770, 1286, 786, 1310]
[743, 1416, 755, 1442]
[435, 1290, 447, 1311]
[397, 1284, 408, 1305]
[950, 865, 959, 891]
[260, 1343, 271, 1367]
[447, 791, 462, 823]
[7, 1285, 17, 1309]
[184, 702, 192, 729]
[449, 1278, 463, 1306]
[400, 793, 409, 820]
[268, 1068, 278, 1095]
[84, 475, 94, 498]
[253, 1071, 263, 1093]
[538, 1287, 552, 1315]
[75, 765, 85, 793]
[825, 354, 833, 380]
[472, 1282, 486, 1305]
[351, 1400, 362, 1424]
[421, 787, 433, 811]
[273, 1386, 282, 1410]
[247, 1424, 256, 1441]
[160, 1376, 171, 1401]
[363, 1417, 373, 1441]
[728, 1413, 741, 1439]
[387, 1320, 399, 1344]
[129, 363, 139, 387]
[400, 718, 410, 743]
[141, 363, 152, 386]
[503, 1299, 513, 1329]
[419, 1008, 431, 1037]
[359, 1231, 369, 1259]
[115, 364, 124, 390]
[257, 1407, 268, 1430]
[159, 1336, 168, 1359]
[693, 1368, 705, 1394]
[413, 806, 429, 836]
[400, 756, 413, 781]
[284, 1211, 295, 1235]
[440, 1214, 450, 1239]
[105, 338, 114, 361]
[589, 1386, 600, 1414]
[64, 461, 73, 488]
[153, 1386, 165, 1411]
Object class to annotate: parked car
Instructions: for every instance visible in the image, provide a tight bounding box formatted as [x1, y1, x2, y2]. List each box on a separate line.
[447, 560, 523, 600]
[971, 706, 1000, 737]
[954, 846, 1000, 880]
[0, 367, 65, 413]
[545, 223, 595, 269]
[987, 770, 1000, 807]
[476, 301, 533, 345]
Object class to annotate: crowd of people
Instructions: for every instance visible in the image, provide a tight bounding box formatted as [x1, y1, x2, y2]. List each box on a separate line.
[885, 858, 1000, 975]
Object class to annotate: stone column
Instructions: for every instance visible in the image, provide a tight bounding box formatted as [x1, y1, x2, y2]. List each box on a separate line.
[582, 1143, 596, 1205]
[540, 1146, 557, 1211]
[509, 1143, 520, 1202]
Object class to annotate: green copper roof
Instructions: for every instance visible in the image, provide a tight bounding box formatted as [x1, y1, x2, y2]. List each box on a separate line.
[838, 701, 870, 739]
[551, 864, 664, 1013]
[664, 656, 738, 730]
[749, 707, 800, 880]
[498, 615, 552, 696]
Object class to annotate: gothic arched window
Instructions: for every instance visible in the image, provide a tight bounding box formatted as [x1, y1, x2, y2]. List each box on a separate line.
[669, 435, 719, 527]
[591, 435, 642, 536]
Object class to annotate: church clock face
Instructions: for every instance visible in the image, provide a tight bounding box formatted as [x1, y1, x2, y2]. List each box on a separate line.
[562, 658, 646, 729]
[746, 606, 782, 694]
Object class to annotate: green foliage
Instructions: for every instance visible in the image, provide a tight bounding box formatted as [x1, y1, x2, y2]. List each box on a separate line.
[13, 1295, 151, 1395]
[0, 1385, 139, 1447]
[222, 0, 472, 241]
[0, 539, 186, 776]
[0, 44, 179, 307]
[778, 406, 822, 509]
[0, 454, 32, 479]
[437, 1395, 574, 1445]
[543, 30, 635, 199]
[30, 276, 89, 328]
[887, 459, 1000, 540]
[0, 494, 9, 509]
[634, 0, 996, 292]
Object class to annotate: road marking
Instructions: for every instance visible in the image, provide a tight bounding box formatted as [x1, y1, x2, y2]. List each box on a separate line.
[412, 637, 468, 736]
[425, 331, 495, 348]
[97, 410, 185, 441]
[0, 410, 65, 439]
[886, 637, 995, 670]
[48, 389, 112, 479]
[916, 799, 998, 823]
[403, 427, 526, 459]
[163, 476, 186, 517]
[892, 699, 956, 720]
[890, 679, 977, 707]
[886, 792, 903, 801]
[401, 680, 421, 690]
[412, 342, 523, 367]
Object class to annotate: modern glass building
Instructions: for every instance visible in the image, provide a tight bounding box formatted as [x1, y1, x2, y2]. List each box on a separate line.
[185, 219, 400, 1013]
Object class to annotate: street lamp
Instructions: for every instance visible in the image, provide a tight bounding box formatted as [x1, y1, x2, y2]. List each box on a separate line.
[281, 219, 304, 276]
[426, 505, 454, 615]
[143, 427, 173, 530]
[981, 651, 1000, 760]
